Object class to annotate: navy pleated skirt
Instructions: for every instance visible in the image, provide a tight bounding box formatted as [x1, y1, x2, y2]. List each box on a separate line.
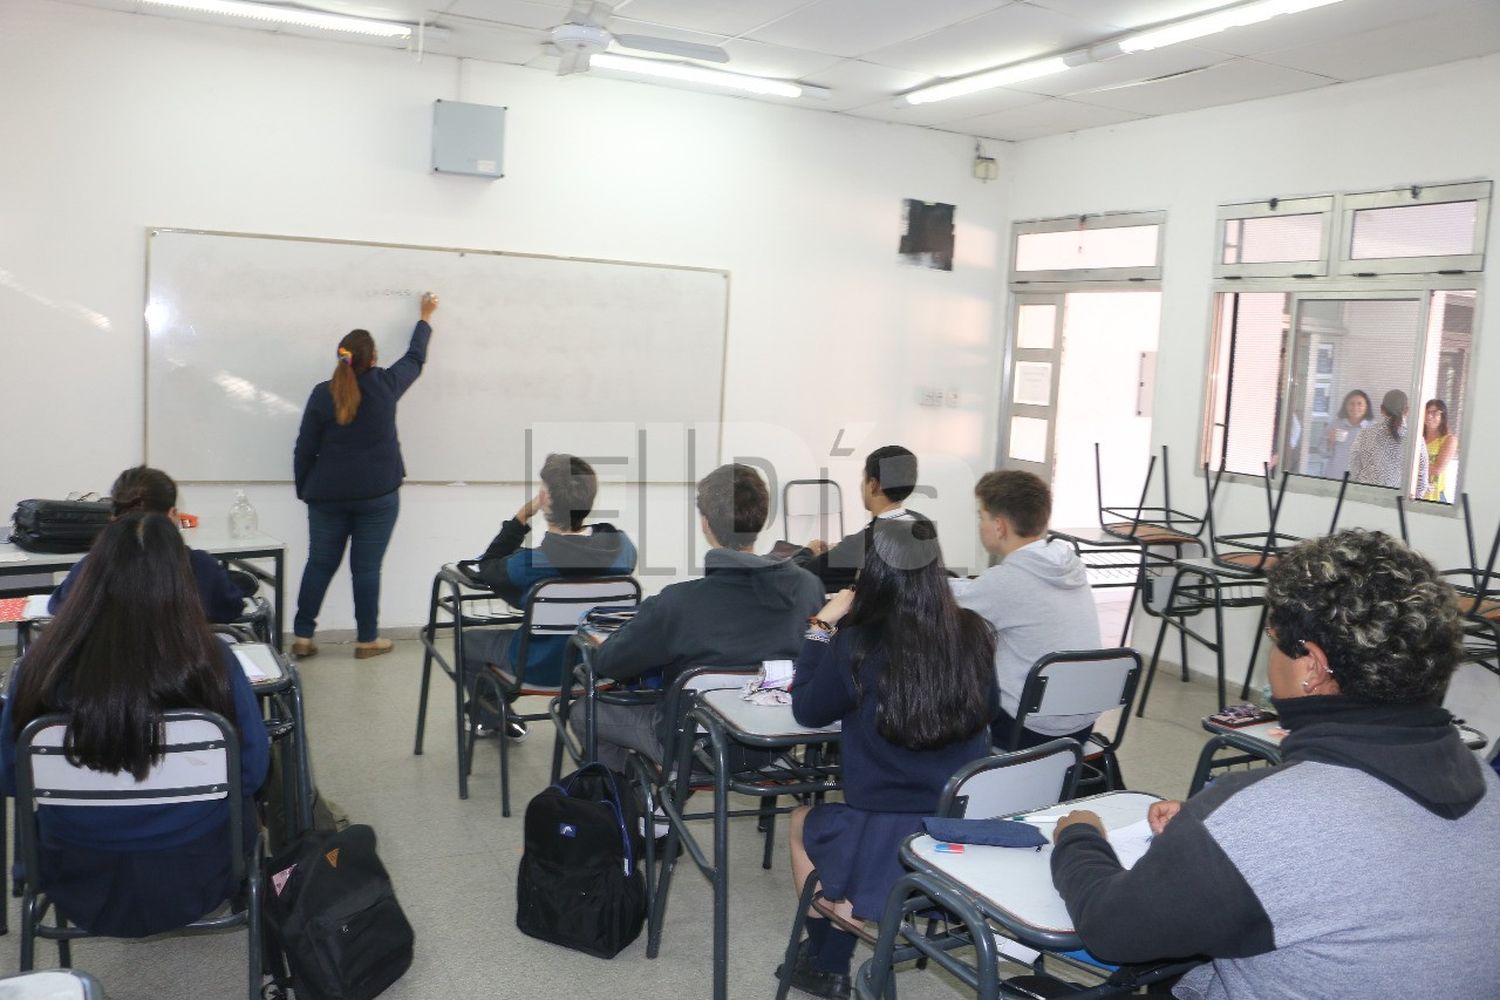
[803, 803, 925, 922]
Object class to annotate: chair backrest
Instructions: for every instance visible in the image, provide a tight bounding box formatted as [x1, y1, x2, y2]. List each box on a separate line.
[512, 576, 642, 673]
[15, 710, 245, 886]
[782, 479, 844, 547]
[1013, 648, 1143, 752]
[937, 740, 1083, 819]
[653, 664, 763, 766]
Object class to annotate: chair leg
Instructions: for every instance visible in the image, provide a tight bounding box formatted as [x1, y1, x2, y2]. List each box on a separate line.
[1210, 581, 1228, 711]
[57, 914, 71, 968]
[776, 871, 821, 1000]
[1178, 617, 1190, 682]
[1240, 604, 1270, 701]
[247, 866, 264, 1000]
[413, 627, 434, 756]
[1136, 608, 1174, 719]
[760, 797, 777, 871]
[19, 891, 36, 970]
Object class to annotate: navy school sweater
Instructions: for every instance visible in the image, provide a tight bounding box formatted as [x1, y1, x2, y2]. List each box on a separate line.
[293, 320, 430, 502]
[50, 547, 246, 624]
[790, 625, 997, 814]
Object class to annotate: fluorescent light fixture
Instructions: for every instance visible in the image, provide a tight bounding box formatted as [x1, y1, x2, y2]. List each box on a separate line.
[904, 56, 1071, 106]
[137, 0, 417, 38]
[1116, 0, 1347, 54]
[591, 53, 811, 99]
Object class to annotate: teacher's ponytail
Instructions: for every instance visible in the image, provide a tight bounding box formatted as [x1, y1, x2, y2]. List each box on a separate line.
[331, 329, 376, 426]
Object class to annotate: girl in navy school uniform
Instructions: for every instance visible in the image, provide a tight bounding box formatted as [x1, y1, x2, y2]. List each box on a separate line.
[1, 512, 270, 938]
[48, 465, 251, 623]
[785, 519, 998, 999]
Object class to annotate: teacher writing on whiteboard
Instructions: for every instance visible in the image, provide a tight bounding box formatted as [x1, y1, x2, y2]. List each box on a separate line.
[291, 291, 438, 660]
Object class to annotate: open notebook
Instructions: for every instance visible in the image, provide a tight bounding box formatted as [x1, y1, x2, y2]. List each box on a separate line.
[231, 644, 284, 685]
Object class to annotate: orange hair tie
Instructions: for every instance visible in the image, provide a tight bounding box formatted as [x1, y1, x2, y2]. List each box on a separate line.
[337, 347, 354, 365]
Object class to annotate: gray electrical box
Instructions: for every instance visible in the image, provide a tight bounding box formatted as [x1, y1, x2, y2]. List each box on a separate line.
[432, 100, 505, 178]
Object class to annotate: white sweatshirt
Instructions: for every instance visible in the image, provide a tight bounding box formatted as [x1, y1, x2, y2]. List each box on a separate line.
[957, 537, 1103, 736]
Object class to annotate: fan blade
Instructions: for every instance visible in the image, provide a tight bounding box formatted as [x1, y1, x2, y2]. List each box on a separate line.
[613, 34, 729, 63]
[558, 48, 592, 76]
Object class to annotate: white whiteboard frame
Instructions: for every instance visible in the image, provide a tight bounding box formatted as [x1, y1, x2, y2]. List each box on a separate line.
[142, 227, 731, 485]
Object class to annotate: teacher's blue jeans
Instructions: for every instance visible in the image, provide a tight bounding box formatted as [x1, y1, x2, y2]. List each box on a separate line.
[294, 492, 400, 643]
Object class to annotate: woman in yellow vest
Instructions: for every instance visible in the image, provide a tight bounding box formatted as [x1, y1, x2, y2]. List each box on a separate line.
[1422, 398, 1458, 503]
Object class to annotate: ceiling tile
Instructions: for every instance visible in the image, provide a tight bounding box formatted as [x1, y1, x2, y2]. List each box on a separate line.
[719, 37, 845, 79]
[864, 3, 1104, 77]
[424, 15, 549, 62]
[440, 0, 572, 30]
[610, 0, 812, 38]
[1025, 0, 1232, 32]
[1076, 57, 1333, 115]
[1189, 0, 1476, 58]
[1255, 3, 1500, 81]
[745, 0, 1013, 60]
[800, 58, 934, 111]
[843, 84, 1046, 128]
[946, 96, 1148, 140]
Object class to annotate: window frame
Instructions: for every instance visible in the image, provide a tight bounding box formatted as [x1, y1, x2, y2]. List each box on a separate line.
[1335, 180, 1491, 278]
[1199, 275, 1482, 509]
[1214, 195, 1335, 279]
[1009, 210, 1165, 284]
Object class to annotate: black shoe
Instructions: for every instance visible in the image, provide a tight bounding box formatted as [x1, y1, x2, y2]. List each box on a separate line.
[505, 716, 528, 741]
[775, 941, 851, 1000]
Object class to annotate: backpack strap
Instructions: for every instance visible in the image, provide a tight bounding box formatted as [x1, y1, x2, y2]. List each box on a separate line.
[564, 764, 637, 877]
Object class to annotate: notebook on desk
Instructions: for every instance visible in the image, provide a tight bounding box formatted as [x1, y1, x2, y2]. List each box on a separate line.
[0, 595, 51, 622]
[232, 644, 284, 684]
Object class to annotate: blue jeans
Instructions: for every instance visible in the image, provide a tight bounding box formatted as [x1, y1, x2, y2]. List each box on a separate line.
[294, 492, 400, 643]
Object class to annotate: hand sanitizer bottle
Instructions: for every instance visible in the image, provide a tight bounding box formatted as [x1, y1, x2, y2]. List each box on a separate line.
[229, 490, 259, 539]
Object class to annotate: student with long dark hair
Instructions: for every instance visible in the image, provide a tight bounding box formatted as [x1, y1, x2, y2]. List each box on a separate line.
[782, 520, 997, 999]
[48, 465, 248, 622]
[0, 513, 270, 938]
[292, 291, 438, 659]
[1422, 398, 1458, 502]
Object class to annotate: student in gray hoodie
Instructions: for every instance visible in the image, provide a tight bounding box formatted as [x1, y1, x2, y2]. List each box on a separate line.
[957, 469, 1103, 749]
[1050, 530, 1500, 998]
[590, 464, 824, 770]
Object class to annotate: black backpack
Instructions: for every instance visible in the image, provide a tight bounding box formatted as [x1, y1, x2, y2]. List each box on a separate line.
[516, 764, 646, 959]
[263, 824, 414, 1000]
[9, 499, 111, 553]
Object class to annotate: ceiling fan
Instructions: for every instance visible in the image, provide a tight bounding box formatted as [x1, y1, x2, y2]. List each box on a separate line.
[547, 0, 730, 76]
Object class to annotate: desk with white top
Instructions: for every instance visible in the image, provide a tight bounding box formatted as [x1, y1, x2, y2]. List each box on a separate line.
[0, 528, 287, 650]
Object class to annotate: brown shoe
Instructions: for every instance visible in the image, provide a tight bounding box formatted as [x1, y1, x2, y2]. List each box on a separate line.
[353, 638, 394, 659]
[291, 638, 318, 659]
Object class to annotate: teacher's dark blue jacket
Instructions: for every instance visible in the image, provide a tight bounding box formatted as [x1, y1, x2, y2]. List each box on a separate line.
[294, 320, 431, 502]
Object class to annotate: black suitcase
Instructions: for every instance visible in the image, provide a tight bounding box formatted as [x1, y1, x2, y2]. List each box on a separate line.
[516, 764, 646, 959]
[264, 824, 414, 1000]
[10, 499, 112, 553]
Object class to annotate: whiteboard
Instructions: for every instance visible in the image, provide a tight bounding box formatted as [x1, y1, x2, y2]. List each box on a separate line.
[144, 229, 728, 483]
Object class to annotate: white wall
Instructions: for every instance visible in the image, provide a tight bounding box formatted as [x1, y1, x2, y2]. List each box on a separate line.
[1004, 54, 1500, 729]
[0, 0, 1011, 632]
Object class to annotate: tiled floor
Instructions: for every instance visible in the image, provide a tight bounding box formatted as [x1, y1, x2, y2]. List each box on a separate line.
[0, 632, 1230, 999]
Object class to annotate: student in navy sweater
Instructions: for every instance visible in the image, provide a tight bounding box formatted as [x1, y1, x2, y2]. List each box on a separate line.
[1, 513, 270, 938]
[50, 465, 249, 623]
[292, 291, 437, 659]
[784, 519, 998, 999]
[463, 453, 637, 740]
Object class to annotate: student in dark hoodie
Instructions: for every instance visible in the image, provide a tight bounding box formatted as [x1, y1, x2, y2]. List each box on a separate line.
[464, 453, 636, 740]
[590, 463, 823, 770]
[1050, 530, 1500, 998]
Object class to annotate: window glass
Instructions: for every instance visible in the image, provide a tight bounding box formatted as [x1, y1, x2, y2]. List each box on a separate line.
[1415, 290, 1474, 505]
[1350, 201, 1478, 260]
[1015, 225, 1158, 272]
[1223, 213, 1323, 264]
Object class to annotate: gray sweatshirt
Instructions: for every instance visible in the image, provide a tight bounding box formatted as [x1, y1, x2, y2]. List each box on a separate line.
[957, 537, 1102, 736]
[1052, 697, 1500, 999]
